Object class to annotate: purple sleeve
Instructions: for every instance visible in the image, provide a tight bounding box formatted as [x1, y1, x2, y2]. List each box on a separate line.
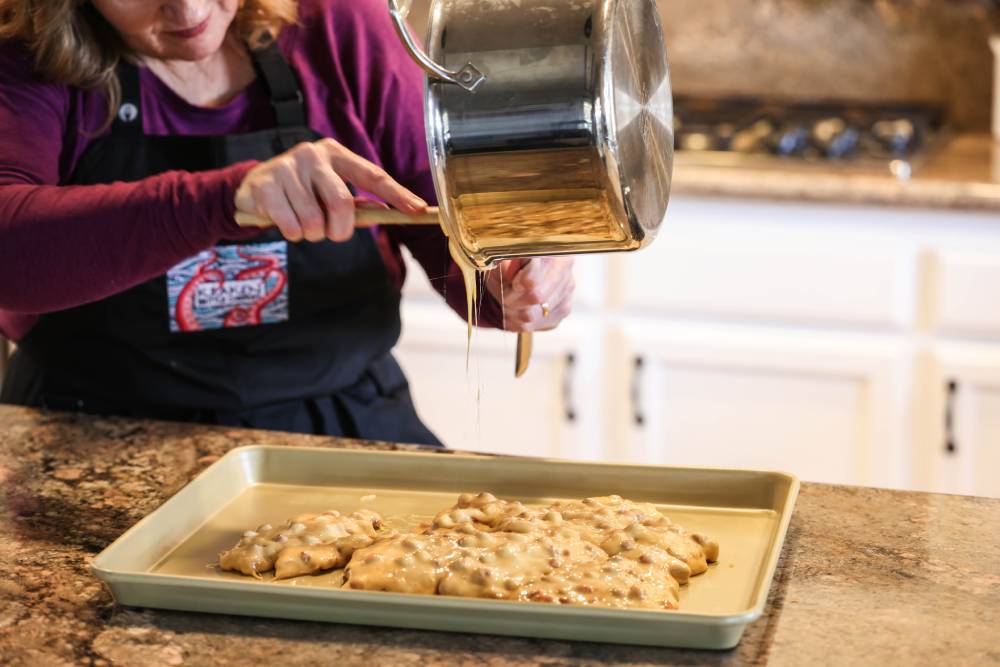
[330, 1, 504, 329]
[0, 43, 260, 315]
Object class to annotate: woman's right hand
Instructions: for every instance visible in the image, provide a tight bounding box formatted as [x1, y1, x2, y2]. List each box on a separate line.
[234, 138, 428, 243]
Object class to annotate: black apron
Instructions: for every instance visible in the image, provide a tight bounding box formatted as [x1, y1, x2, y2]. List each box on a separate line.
[1, 45, 440, 446]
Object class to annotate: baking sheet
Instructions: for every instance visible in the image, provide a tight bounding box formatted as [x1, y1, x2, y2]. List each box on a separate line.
[92, 446, 798, 648]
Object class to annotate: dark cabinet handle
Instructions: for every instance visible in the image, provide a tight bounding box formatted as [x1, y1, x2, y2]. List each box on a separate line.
[563, 353, 577, 423]
[632, 356, 645, 427]
[945, 379, 958, 455]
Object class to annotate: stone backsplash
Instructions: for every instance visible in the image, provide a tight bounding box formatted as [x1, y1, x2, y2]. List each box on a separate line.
[658, 0, 999, 130]
[405, 0, 999, 130]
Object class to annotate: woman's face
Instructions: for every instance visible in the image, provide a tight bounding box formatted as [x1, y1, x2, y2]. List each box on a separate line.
[91, 0, 240, 61]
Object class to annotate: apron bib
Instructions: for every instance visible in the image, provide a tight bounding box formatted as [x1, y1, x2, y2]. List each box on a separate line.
[2, 45, 440, 445]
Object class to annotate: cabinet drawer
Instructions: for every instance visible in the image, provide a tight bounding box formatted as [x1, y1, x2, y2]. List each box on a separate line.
[615, 198, 913, 328]
[929, 250, 1000, 338]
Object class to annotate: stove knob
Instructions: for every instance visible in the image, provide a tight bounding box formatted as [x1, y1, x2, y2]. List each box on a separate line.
[828, 128, 860, 158]
[771, 125, 810, 156]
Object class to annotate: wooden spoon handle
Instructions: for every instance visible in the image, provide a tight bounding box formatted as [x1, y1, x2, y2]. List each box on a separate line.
[235, 207, 441, 229]
[515, 331, 533, 378]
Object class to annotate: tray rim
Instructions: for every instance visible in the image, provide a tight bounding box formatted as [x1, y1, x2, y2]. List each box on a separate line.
[92, 444, 799, 631]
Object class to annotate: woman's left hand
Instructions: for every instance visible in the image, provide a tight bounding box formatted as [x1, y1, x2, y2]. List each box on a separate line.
[484, 257, 575, 332]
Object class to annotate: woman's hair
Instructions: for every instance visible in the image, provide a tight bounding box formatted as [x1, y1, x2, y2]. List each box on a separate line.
[0, 0, 298, 126]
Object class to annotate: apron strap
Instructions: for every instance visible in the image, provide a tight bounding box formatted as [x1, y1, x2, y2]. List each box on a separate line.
[251, 42, 308, 130]
[110, 43, 308, 140]
[111, 59, 144, 137]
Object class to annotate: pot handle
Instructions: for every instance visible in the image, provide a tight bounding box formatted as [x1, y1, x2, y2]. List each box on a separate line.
[387, 0, 486, 92]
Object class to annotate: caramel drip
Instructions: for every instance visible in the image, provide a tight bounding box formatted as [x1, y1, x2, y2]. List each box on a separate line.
[447, 239, 484, 371]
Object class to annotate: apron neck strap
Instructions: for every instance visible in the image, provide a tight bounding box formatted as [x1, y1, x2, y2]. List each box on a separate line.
[109, 42, 308, 136]
[251, 42, 307, 129]
[111, 59, 143, 135]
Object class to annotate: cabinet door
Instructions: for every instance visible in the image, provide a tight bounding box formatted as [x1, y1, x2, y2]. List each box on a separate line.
[917, 345, 1000, 499]
[610, 321, 905, 487]
[394, 303, 604, 461]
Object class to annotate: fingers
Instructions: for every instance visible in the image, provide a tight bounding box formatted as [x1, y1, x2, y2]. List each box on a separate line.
[507, 258, 573, 309]
[234, 139, 426, 244]
[497, 258, 576, 332]
[234, 144, 322, 243]
[484, 259, 544, 310]
[283, 159, 328, 243]
[499, 258, 530, 285]
[293, 142, 354, 242]
[532, 275, 575, 332]
[510, 275, 575, 331]
[355, 197, 391, 211]
[319, 138, 427, 214]
[307, 161, 355, 242]
[505, 261, 549, 309]
[235, 164, 304, 242]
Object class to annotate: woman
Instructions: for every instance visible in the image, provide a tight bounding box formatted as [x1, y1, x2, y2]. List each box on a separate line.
[0, 0, 574, 444]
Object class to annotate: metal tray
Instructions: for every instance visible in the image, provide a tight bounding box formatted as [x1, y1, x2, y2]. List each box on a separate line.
[92, 446, 798, 649]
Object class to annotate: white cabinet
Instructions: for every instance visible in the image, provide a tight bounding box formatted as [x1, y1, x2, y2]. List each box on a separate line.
[915, 344, 1000, 498]
[608, 320, 905, 486]
[394, 196, 1000, 496]
[394, 302, 605, 461]
[612, 199, 916, 329]
[397, 247, 607, 460]
[925, 249, 1000, 338]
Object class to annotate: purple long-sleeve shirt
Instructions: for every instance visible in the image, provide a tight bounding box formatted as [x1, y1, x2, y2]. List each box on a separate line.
[0, 0, 500, 340]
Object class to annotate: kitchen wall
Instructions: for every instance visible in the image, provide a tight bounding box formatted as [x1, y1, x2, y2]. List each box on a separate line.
[405, 0, 1000, 130]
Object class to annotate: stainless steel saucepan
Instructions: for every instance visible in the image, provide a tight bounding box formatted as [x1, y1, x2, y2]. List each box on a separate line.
[238, 0, 674, 376]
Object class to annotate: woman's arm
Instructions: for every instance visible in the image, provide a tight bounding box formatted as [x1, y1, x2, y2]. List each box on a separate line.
[0, 44, 257, 314]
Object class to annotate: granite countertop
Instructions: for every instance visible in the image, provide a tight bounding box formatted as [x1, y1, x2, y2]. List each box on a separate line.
[1, 405, 998, 666]
[672, 133, 1000, 212]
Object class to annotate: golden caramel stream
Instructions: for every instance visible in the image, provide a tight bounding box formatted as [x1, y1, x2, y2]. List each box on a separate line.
[447, 239, 481, 369]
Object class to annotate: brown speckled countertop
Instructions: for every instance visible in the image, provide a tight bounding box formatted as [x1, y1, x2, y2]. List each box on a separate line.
[1, 405, 998, 666]
[673, 134, 1000, 212]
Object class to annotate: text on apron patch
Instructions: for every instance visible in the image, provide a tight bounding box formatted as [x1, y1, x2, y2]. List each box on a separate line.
[167, 242, 289, 333]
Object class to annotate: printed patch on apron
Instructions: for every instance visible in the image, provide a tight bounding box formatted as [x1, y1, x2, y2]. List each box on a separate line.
[167, 242, 289, 333]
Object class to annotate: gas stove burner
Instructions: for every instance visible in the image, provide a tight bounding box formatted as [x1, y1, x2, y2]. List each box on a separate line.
[811, 118, 861, 159]
[871, 118, 917, 155]
[672, 97, 942, 179]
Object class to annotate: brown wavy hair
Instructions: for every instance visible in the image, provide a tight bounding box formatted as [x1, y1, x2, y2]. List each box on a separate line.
[0, 0, 298, 126]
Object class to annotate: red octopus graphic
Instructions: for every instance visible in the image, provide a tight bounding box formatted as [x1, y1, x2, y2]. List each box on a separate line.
[175, 251, 224, 332]
[221, 248, 288, 328]
[174, 248, 288, 332]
